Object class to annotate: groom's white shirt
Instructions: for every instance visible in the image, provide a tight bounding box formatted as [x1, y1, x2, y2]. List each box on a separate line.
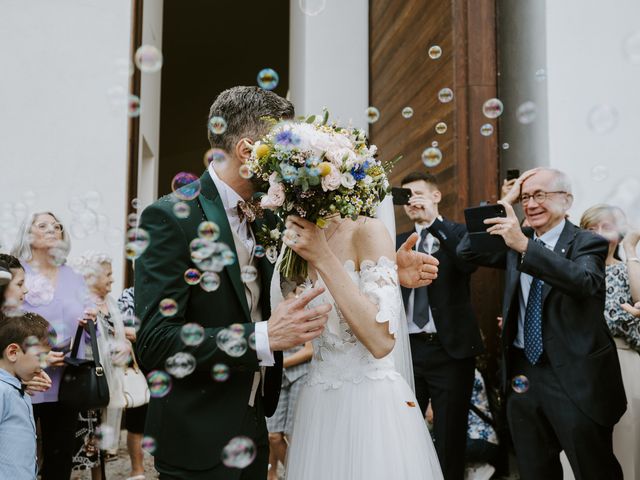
[208, 164, 275, 366]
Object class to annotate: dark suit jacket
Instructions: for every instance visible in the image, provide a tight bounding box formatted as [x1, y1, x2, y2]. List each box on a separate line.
[397, 218, 484, 359]
[457, 221, 626, 427]
[135, 171, 282, 472]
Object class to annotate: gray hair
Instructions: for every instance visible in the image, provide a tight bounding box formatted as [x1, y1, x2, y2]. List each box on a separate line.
[11, 211, 71, 264]
[540, 168, 573, 194]
[71, 251, 112, 279]
[207, 86, 294, 153]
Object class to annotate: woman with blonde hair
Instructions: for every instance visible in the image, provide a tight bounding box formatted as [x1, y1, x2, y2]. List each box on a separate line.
[580, 204, 640, 479]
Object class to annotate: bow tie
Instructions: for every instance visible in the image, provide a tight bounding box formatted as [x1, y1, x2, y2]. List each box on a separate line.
[236, 200, 264, 223]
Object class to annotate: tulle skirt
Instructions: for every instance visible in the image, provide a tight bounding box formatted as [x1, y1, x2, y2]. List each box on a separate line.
[286, 374, 444, 480]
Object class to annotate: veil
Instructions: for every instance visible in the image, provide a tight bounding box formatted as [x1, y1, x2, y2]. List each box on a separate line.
[375, 195, 416, 392]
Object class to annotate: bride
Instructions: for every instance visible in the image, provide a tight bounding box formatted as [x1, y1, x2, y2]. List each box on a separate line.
[271, 202, 444, 479]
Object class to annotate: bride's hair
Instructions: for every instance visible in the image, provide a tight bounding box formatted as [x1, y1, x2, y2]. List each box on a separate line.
[207, 86, 295, 153]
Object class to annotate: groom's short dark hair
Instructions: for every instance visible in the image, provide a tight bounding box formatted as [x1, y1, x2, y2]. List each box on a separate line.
[401, 171, 439, 189]
[207, 86, 295, 153]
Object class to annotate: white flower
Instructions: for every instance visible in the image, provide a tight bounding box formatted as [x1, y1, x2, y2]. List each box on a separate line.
[341, 172, 356, 189]
[325, 147, 356, 167]
[269, 229, 281, 240]
[261, 182, 285, 209]
[362, 175, 373, 186]
[268, 172, 280, 186]
[321, 164, 342, 192]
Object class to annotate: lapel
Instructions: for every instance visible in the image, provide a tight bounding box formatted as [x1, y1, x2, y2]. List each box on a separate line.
[504, 228, 533, 323]
[197, 171, 251, 322]
[541, 221, 576, 304]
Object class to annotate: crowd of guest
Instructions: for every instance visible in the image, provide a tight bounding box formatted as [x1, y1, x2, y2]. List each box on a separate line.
[0, 165, 639, 480]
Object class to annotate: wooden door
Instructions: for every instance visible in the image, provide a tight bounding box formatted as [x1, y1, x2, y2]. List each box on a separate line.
[370, 0, 503, 375]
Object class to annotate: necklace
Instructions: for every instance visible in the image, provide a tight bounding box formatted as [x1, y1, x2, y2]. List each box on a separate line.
[325, 219, 345, 243]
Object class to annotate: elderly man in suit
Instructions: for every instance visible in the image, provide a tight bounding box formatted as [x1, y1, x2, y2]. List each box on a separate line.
[458, 168, 626, 480]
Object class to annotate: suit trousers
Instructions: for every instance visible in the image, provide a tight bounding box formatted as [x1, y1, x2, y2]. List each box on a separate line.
[32, 401, 79, 480]
[155, 404, 269, 480]
[410, 334, 475, 480]
[507, 349, 622, 480]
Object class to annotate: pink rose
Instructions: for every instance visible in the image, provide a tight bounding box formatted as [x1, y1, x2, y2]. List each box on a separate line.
[321, 164, 341, 192]
[261, 182, 285, 209]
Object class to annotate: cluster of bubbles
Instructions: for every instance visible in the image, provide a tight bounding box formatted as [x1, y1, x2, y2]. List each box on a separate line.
[221, 436, 257, 469]
[216, 324, 249, 358]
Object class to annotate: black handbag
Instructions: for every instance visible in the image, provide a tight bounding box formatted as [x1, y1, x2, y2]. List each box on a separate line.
[58, 320, 110, 410]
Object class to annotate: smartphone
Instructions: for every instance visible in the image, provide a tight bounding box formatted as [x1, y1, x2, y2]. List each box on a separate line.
[506, 169, 520, 181]
[464, 204, 508, 252]
[391, 187, 412, 206]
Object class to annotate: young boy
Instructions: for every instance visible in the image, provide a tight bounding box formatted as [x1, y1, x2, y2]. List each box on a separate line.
[0, 313, 51, 479]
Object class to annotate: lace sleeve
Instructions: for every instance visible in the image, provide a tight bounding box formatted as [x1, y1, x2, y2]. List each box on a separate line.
[358, 256, 402, 336]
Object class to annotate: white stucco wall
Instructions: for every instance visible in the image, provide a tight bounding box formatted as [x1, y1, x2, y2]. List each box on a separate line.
[0, 0, 133, 293]
[289, 0, 369, 129]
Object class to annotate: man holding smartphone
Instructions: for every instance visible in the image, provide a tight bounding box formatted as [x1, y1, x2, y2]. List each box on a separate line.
[457, 168, 626, 479]
[396, 171, 484, 480]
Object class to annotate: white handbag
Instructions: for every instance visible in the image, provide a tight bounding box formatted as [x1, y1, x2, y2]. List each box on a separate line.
[122, 350, 150, 408]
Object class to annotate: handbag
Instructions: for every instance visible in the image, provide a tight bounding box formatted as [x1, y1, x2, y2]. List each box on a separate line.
[122, 348, 150, 408]
[58, 320, 110, 410]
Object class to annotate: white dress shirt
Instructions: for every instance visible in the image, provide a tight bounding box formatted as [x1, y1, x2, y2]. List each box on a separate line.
[208, 164, 275, 366]
[406, 218, 441, 334]
[513, 219, 565, 348]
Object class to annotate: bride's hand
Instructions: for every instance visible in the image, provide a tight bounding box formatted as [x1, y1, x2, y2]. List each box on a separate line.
[283, 216, 331, 267]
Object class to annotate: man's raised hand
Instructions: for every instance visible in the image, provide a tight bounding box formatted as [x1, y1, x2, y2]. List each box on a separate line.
[397, 233, 439, 289]
[267, 286, 332, 351]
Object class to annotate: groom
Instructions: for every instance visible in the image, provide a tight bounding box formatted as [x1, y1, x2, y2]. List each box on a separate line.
[135, 86, 439, 479]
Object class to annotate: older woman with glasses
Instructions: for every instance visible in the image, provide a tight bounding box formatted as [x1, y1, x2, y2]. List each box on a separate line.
[11, 211, 95, 480]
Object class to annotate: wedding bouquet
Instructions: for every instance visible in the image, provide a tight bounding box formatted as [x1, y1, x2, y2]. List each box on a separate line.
[247, 113, 395, 282]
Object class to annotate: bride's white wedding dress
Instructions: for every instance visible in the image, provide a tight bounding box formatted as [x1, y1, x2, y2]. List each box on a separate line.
[272, 256, 443, 480]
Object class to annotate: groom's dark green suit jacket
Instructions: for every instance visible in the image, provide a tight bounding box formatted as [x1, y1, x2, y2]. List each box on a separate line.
[134, 171, 282, 473]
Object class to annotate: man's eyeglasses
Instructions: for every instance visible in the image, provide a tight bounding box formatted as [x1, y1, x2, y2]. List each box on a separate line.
[33, 222, 64, 233]
[520, 191, 567, 206]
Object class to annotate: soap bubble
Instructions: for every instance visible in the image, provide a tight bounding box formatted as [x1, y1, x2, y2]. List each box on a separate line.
[401, 107, 414, 119]
[128, 95, 141, 117]
[257, 68, 279, 90]
[184, 268, 202, 285]
[623, 30, 640, 64]
[591, 165, 609, 182]
[365, 106, 380, 123]
[141, 436, 157, 454]
[165, 352, 196, 378]
[125, 228, 150, 260]
[208, 116, 228, 135]
[173, 202, 191, 219]
[212, 363, 230, 382]
[480, 124, 494, 136]
[198, 221, 220, 241]
[172, 172, 201, 201]
[511, 375, 530, 394]
[200, 272, 221, 292]
[239, 164, 253, 179]
[535, 68, 547, 82]
[221, 436, 257, 469]
[204, 148, 227, 168]
[421, 147, 443, 167]
[159, 298, 178, 317]
[516, 101, 537, 124]
[299, 0, 326, 16]
[147, 370, 172, 397]
[428, 45, 442, 59]
[134, 45, 163, 73]
[482, 98, 504, 119]
[241, 266, 258, 283]
[254, 245, 266, 258]
[180, 323, 205, 347]
[435, 122, 447, 134]
[587, 105, 618, 134]
[438, 88, 453, 103]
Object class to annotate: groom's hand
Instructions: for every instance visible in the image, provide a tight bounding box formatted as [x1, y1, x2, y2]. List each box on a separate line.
[397, 233, 439, 288]
[267, 286, 331, 351]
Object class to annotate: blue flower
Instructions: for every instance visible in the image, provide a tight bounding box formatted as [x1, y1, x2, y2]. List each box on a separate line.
[280, 163, 298, 183]
[351, 165, 366, 181]
[275, 129, 299, 147]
